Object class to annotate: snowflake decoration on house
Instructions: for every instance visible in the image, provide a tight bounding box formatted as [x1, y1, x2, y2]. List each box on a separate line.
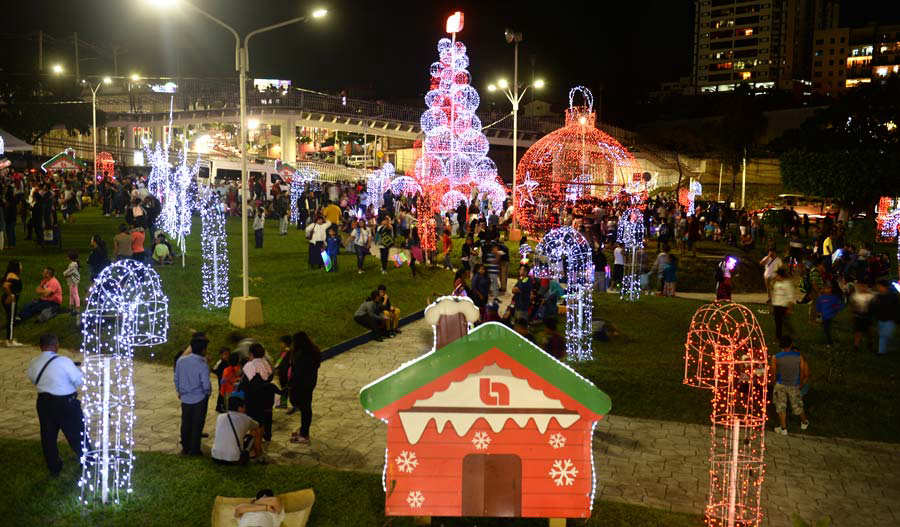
[406, 490, 425, 509]
[549, 459, 578, 486]
[548, 433, 567, 449]
[471, 431, 491, 450]
[395, 451, 419, 474]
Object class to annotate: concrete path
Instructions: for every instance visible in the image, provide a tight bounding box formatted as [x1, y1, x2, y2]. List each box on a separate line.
[2, 288, 897, 526]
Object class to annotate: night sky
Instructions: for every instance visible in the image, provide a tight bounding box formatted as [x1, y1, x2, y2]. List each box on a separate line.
[2, 0, 900, 121]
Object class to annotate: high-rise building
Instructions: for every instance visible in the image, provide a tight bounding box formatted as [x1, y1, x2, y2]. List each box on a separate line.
[693, 0, 839, 93]
[812, 24, 900, 95]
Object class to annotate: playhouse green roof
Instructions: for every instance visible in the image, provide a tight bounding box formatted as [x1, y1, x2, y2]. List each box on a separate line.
[359, 322, 611, 416]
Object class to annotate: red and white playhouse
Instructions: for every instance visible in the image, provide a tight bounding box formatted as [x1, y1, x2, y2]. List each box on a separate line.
[359, 322, 612, 519]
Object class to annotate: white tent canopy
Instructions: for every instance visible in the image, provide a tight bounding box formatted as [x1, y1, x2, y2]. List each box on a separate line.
[0, 129, 33, 153]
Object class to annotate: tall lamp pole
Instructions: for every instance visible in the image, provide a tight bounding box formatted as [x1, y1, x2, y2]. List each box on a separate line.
[148, 0, 327, 328]
[487, 29, 543, 240]
[89, 77, 112, 179]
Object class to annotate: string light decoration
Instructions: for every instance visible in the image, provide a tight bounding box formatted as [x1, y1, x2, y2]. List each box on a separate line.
[367, 163, 395, 210]
[683, 302, 768, 527]
[413, 34, 504, 249]
[532, 226, 594, 361]
[617, 207, 645, 302]
[876, 196, 900, 268]
[95, 152, 115, 182]
[79, 260, 168, 505]
[199, 187, 229, 309]
[679, 179, 703, 216]
[515, 86, 639, 233]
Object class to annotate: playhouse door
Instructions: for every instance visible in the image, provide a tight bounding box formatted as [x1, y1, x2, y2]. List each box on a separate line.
[461, 454, 522, 517]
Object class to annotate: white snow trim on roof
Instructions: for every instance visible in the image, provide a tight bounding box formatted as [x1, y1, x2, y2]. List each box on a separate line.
[423, 295, 480, 326]
[398, 364, 580, 445]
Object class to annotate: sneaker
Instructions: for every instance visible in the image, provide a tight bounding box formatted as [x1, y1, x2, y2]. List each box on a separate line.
[8, 339, 25, 347]
[774, 426, 788, 435]
[358, 270, 364, 274]
[800, 421, 809, 430]
[381, 270, 387, 275]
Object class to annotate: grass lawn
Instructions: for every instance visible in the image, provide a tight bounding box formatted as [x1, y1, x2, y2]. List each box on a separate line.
[0, 438, 702, 526]
[577, 293, 900, 443]
[7, 207, 454, 362]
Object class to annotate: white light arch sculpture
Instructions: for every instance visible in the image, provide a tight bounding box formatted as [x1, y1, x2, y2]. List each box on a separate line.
[532, 226, 594, 360]
[79, 260, 168, 505]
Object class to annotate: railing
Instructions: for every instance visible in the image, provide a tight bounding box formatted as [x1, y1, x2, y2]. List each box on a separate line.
[91, 78, 562, 135]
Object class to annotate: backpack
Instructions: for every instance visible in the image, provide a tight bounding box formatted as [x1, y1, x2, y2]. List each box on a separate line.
[379, 228, 393, 248]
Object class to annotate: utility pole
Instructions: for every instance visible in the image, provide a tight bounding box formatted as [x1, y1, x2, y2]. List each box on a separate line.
[73, 32, 79, 80]
[37, 30, 43, 71]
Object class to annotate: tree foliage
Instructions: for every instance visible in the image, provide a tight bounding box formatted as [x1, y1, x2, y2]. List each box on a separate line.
[777, 78, 900, 211]
[0, 74, 103, 145]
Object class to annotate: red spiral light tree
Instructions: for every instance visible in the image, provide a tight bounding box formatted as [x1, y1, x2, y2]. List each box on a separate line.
[515, 86, 639, 233]
[684, 302, 769, 527]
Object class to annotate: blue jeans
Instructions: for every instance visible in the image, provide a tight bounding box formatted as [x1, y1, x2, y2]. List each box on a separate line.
[18, 300, 59, 322]
[878, 320, 895, 355]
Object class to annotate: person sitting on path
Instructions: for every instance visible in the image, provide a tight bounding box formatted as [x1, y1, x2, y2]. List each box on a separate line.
[234, 489, 284, 527]
[26, 333, 85, 476]
[113, 224, 133, 261]
[211, 396, 263, 465]
[16, 267, 62, 324]
[771, 335, 810, 435]
[354, 290, 388, 341]
[152, 234, 173, 265]
[377, 284, 401, 336]
[174, 332, 212, 456]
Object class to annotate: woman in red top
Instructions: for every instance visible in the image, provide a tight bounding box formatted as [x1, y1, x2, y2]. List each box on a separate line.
[220, 353, 243, 403]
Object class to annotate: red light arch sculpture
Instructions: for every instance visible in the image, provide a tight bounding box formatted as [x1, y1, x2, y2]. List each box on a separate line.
[684, 302, 769, 527]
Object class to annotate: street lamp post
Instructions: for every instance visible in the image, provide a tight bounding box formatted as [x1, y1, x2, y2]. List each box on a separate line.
[149, 0, 327, 328]
[487, 29, 543, 240]
[89, 76, 112, 180]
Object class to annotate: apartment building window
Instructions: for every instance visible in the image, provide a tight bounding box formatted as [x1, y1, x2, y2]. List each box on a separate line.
[815, 50, 823, 57]
[814, 60, 822, 66]
[816, 39, 824, 45]
[829, 59, 834, 65]
[840, 48, 844, 53]
[814, 71, 822, 77]
[840, 37, 846, 43]
[829, 49, 834, 55]
[829, 37, 835, 44]
[828, 71, 833, 76]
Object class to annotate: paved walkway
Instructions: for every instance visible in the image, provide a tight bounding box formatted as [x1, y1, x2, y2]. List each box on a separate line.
[2, 290, 897, 526]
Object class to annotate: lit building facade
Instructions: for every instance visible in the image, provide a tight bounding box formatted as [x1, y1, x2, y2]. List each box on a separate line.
[813, 24, 900, 95]
[693, 0, 840, 93]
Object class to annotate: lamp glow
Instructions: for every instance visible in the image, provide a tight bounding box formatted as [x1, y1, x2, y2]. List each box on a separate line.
[52, 64, 64, 74]
[247, 118, 260, 130]
[534, 79, 545, 89]
[312, 8, 327, 18]
[130, 73, 140, 81]
[497, 78, 509, 89]
[102, 76, 112, 84]
[487, 84, 497, 92]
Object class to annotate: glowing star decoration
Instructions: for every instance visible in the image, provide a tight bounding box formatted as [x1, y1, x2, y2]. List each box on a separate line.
[684, 302, 768, 527]
[679, 179, 703, 216]
[79, 260, 168, 505]
[515, 86, 639, 233]
[532, 227, 595, 361]
[199, 187, 229, 309]
[617, 207, 645, 302]
[360, 322, 611, 519]
[518, 171, 539, 207]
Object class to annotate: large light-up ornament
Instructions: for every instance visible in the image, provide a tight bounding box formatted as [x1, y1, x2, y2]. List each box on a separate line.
[680, 179, 703, 216]
[79, 260, 168, 505]
[876, 196, 900, 268]
[515, 86, 639, 233]
[199, 187, 229, 309]
[684, 302, 768, 527]
[617, 207, 645, 302]
[532, 226, 594, 360]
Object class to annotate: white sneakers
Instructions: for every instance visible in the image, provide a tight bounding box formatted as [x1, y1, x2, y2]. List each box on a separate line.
[775, 421, 809, 435]
[4, 339, 24, 347]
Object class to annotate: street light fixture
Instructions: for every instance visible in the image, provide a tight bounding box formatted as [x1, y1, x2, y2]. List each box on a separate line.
[146, 0, 328, 328]
[486, 28, 544, 237]
[87, 76, 113, 184]
[130, 73, 140, 81]
[52, 64, 64, 74]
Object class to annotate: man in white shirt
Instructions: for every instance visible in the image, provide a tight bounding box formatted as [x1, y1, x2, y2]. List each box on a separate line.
[211, 396, 262, 464]
[759, 248, 783, 305]
[26, 333, 85, 476]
